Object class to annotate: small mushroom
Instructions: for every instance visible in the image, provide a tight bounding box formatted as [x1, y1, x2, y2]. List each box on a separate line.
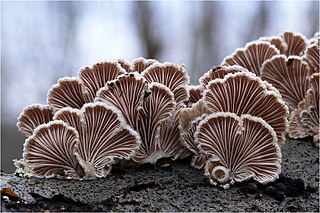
[23, 120, 81, 178]
[79, 61, 126, 102]
[96, 72, 148, 128]
[47, 77, 88, 112]
[196, 112, 281, 188]
[130, 57, 158, 73]
[261, 55, 311, 111]
[222, 41, 280, 76]
[142, 62, 190, 104]
[200, 65, 247, 87]
[185, 85, 204, 107]
[179, 100, 211, 168]
[204, 72, 289, 144]
[17, 104, 53, 137]
[282, 31, 308, 56]
[259, 35, 287, 54]
[288, 73, 319, 146]
[96, 73, 177, 164]
[303, 39, 319, 73]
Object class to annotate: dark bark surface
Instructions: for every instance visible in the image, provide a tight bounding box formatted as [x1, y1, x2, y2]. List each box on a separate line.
[1, 138, 319, 212]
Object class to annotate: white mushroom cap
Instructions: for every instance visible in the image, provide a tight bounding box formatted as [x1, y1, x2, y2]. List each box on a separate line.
[196, 112, 281, 188]
[17, 104, 53, 137]
[261, 55, 311, 111]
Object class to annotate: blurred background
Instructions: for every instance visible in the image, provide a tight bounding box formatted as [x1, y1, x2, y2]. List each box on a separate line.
[1, 1, 319, 172]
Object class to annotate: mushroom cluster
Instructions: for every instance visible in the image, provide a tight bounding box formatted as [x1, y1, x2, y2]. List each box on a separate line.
[221, 30, 319, 145]
[15, 31, 318, 189]
[179, 66, 288, 188]
[17, 58, 190, 178]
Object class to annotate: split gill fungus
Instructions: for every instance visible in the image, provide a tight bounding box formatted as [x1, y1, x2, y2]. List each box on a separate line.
[15, 30, 318, 191]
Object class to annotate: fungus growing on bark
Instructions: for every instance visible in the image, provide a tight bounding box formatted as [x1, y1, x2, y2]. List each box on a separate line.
[288, 73, 319, 146]
[204, 72, 289, 144]
[53, 102, 141, 178]
[96, 73, 177, 164]
[23, 120, 81, 178]
[222, 41, 280, 76]
[261, 55, 311, 110]
[196, 113, 281, 189]
[17, 104, 53, 137]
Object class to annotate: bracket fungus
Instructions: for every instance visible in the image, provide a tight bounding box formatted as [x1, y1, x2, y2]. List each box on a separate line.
[261, 55, 312, 111]
[288, 73, 319, 146]
[185, 85, 204, 107]
[259, 36, 288, 55]
[17, 104, 53, 137]
[282, 31, 308, 56]
[196, 112, 281, 189]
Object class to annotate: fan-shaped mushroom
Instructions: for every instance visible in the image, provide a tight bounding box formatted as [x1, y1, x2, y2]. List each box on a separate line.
[200, 65, 248, 88]
[261, 55, 311, 110]
[204, 72, 289, 144]
[185, 85, 204, 107]
[53, 102, 141, 178]
[142, 62, 189, 104]
[222, 41, 280, 76]
[303, 40, 319, 73]
[23, 120, 81, 178]
[196, 112, 281, 188]
[179, 100, 211, 168]
[47, 77, 88, 112]
[96, 73, 177, 164]
[259, 35, 287, 54]
[282, 31, 308, 56]
[288, 73, 319, 146]
[79, 61, 126, 102]
[17, 104, 53, 137]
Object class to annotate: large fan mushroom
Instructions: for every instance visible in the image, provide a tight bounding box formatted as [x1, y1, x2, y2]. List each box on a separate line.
[195, 112, 281, 189]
